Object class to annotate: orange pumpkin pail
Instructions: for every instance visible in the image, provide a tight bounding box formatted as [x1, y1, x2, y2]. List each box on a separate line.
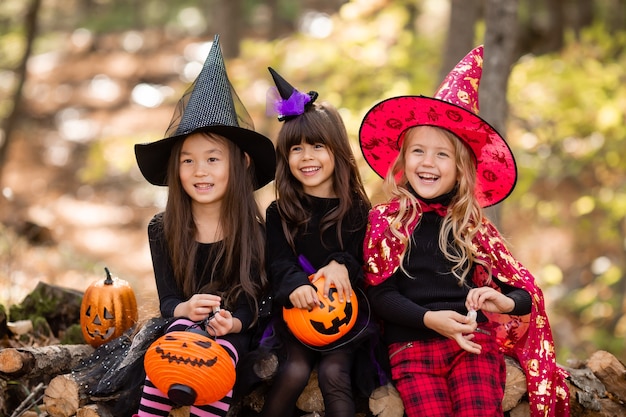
[144, 330, 236, 406]
[282, 275, 358, 347]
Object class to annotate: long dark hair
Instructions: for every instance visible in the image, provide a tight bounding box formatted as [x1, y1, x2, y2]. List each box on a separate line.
[162, 131, 267, 323]
[274, 102, 370, 250]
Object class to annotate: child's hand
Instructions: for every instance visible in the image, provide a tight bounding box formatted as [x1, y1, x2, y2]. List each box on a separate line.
[423, 310, 481, 354]
[289, 284, 319, 310]
[207, 309, 241, 336]
[466, 286, 515, 314]
[312, 260, 352, 302]
[179, 293, 221, 322]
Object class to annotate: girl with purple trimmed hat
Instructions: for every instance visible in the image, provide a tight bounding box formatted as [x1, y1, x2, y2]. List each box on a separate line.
[257, 67, 379, 417]
[359, 45, 570, 417]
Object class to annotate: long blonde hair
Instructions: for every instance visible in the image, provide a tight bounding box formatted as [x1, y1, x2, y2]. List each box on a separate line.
[383, 125, 488, 285]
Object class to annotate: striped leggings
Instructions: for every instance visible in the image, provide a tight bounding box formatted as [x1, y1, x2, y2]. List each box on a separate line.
[137, 318, 238, 417]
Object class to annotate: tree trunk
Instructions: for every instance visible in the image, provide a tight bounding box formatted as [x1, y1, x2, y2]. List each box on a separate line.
[573, 0, 594, 38]
[0, 0, 42, 183]
[609, 0, 626, 32]
[265, 0, 281, 39]
[213, 0, 242, 58]
[439, 0, 482, 83]
[544, 0, 565, 52]
[481, 0, 519, 226]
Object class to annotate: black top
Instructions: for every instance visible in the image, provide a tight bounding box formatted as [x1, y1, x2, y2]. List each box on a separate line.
[265, 195, 369, 309]
[147, 213, 258, 352]
[367, 194, 532, 345]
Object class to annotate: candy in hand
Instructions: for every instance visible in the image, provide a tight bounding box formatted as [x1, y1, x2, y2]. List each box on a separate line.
[467, 309, 477, 323]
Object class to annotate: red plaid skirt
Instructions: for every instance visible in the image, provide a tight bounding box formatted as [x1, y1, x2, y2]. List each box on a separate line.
[388, 324, 506, 417]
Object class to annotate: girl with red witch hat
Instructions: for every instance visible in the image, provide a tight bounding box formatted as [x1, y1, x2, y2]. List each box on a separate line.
[359, 45, 570, 417]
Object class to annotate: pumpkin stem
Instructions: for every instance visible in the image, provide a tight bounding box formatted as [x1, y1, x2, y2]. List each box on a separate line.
[104, 267, 114, 285]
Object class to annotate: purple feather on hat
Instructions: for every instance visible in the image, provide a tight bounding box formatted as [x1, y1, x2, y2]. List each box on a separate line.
[267, 67, 317, 122]
[266, 87, 312, 121]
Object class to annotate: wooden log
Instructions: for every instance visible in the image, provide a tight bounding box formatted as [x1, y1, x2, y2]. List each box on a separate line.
[296, 369, 324, 413]
[0, 378, 7, 416]
[43, 373, 88, 417]
[586, 350, 626, 405]
[168, 406, 190, 417]
[77, 404, 114, 417]
[237, 387, 266, 414]
[567, 367, 607, 415]
[565, 363, 626, 416]
[9, 281, 83, 339]
[508, 401, 530, 417]
[369, 383, 404, 417]
[21, 344, 626, 417]
[0, 344, 93, 379]
[503, 355, 527, 411]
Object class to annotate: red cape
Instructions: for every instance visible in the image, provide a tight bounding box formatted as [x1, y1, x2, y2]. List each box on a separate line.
[363, 201, 570, 417]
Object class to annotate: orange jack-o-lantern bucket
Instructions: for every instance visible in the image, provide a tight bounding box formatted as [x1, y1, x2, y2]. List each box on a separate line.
[282, 275, 358, 347]
[80, 267, 138, 348]
[144, 329, 236, 406]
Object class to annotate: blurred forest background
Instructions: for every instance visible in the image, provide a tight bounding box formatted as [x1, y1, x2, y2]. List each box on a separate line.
[0, 0, 625, 366]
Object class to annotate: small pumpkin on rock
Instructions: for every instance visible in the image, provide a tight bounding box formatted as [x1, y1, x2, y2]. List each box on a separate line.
[80, 267, 138, 347]
[144, 329, 236, 405]
[283, 275, 358, 347]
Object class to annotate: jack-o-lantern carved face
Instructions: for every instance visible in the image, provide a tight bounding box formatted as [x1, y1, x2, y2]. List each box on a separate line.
[311, 287, 355, 335]
[144, 330, 236, 406]
[283, 275, 358, 347]
[80, 267, 138, 348]
[83, 304, 116, 341]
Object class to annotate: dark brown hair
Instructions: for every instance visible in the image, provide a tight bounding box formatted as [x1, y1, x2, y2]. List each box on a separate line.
[274, 102, 370, 249]
[162, 132, 267, 323]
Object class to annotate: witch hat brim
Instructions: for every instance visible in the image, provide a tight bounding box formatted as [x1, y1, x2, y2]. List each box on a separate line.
[358, 45, 517, 207]
[135, 35, 275, 189]
[135, 125, 276, 189]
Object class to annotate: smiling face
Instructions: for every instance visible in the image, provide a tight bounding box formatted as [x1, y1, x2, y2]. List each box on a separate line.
[178, 133, 230, 210]
[288, 141, 336, 198]
[402, 126, 458, 200]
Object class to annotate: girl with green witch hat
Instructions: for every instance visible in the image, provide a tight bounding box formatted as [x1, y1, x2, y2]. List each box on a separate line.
[133, 35, 275, 417]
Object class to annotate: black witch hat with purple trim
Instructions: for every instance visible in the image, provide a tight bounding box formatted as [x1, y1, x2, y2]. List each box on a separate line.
[266, 67, 318, 122]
